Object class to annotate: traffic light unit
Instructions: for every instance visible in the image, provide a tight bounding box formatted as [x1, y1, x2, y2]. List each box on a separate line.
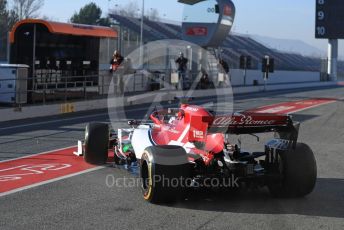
[246, 56, 252, 69]
[239, 55, 252, 69]
[262, 56, 275, 73]
[239, 55, 252, 86]
[240, 55, 245, 69]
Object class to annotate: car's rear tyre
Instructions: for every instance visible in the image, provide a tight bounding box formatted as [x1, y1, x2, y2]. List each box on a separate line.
[140, 145, 190, 203]
[84, 123, 109, 165]
[268, 143, 317, 198]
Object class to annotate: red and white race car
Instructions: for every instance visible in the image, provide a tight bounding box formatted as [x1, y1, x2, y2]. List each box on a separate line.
[82, 99, 317, 203]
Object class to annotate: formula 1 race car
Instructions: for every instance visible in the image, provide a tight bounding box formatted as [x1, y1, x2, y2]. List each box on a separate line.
[81, 99, 317, 203]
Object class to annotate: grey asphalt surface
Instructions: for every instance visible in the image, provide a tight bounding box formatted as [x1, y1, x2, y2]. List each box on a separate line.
[0, 86, 344, 230]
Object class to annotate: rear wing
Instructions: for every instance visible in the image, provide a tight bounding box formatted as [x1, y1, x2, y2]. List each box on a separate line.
[204, 112, 299, 147]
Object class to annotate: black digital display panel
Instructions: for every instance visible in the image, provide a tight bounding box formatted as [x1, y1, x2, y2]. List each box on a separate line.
[315, 0, 344, 39]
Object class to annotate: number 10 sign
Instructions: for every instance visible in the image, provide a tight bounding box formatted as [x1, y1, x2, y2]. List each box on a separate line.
[315, 0, 344, 39]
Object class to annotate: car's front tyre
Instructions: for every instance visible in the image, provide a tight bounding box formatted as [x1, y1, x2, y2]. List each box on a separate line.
[140, 145, 190, 203]
[84, 123, 109, 165]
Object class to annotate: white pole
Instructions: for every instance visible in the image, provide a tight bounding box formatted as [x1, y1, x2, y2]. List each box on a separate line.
[32, 24, 36, 91]
[107, 38, 110, 62]
[7, 32, 10, 62]
[139, 0, 144, 68]
[327, 39, 338, 81]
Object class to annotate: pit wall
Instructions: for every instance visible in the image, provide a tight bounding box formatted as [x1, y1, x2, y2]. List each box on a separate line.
[0, 81, 337, 123]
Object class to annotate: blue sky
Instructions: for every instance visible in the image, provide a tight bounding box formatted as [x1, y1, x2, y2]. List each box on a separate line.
[38, 0, 334, 54]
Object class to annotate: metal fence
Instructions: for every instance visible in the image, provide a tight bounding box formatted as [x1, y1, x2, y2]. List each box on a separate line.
[0, 69, 228, 108]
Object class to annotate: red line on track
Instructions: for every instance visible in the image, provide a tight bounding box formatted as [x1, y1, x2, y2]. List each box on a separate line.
[0, 147, 97, 194]
[246, 98, 336, 114]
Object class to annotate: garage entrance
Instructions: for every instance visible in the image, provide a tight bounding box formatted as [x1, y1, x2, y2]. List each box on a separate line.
[9, 19, 117, 102]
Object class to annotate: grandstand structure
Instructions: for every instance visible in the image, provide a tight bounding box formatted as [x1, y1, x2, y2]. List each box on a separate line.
[110, 14, 344, 74]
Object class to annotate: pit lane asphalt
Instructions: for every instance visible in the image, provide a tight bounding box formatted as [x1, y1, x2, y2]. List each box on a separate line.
[0, 86, 344, 230]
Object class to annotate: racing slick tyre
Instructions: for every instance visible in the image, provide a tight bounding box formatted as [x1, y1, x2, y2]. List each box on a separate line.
[140, 145, 191, 203]
[84, 123, 109, 165]
[267, 143, 317, 198]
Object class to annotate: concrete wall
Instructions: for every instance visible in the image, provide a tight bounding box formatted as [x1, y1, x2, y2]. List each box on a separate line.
[229, 69, 321, 86]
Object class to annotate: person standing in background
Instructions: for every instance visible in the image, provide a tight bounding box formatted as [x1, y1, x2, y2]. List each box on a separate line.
[175, 52, 188, 90]
[219, 59, 229, 74]
[110, 50, 124, 73]
[219, 59, 230, 86]
[110, 50, 124, 95]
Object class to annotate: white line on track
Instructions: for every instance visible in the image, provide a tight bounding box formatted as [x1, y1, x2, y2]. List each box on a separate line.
[0, 109, 131, 132]
[253, 100, 337, 114]
[0, 146, 76, 163]
[0, 166, 104, 198]
[286, 100, 336, 114]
